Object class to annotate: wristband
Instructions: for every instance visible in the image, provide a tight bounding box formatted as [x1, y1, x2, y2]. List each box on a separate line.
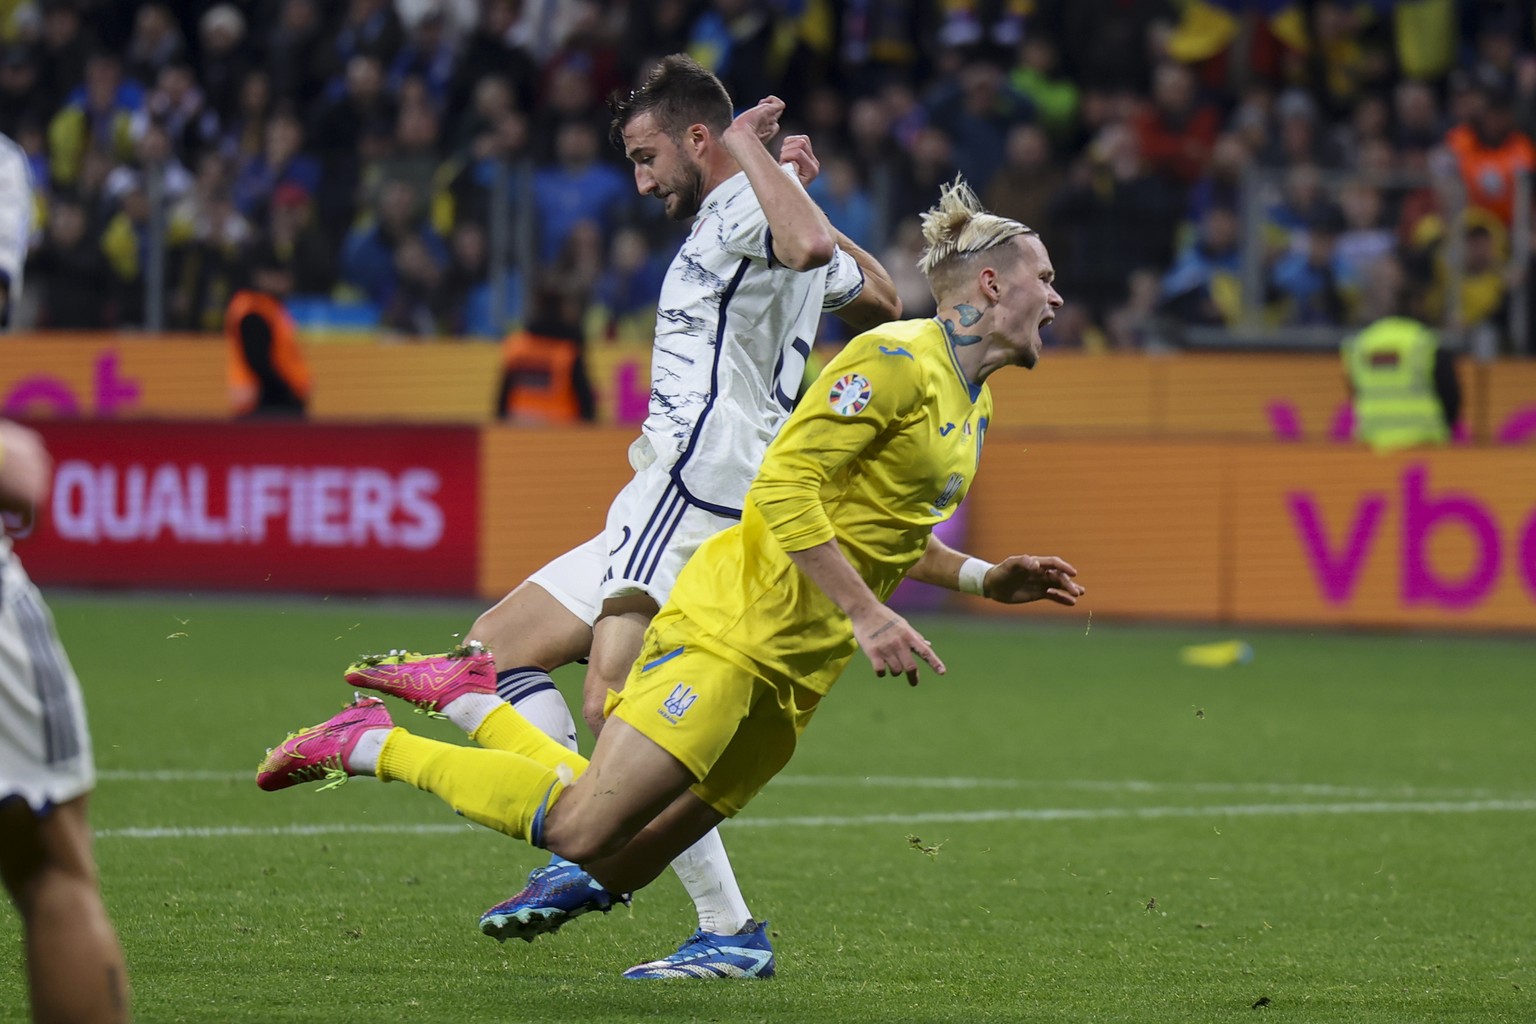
[958, 557, 993, 597]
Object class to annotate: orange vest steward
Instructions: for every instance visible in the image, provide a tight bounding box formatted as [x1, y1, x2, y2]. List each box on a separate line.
[225, 290, 311, 414]
[499, 330, 583, 423]
[1445, 123, 1536, 224]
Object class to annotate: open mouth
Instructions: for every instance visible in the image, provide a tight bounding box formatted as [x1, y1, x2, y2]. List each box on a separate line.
[1038, 314, 1055, 330]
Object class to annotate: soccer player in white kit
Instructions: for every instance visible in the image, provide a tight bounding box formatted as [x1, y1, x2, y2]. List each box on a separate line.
[1, 419, 132, 1022]
[343, 55, 900, 978]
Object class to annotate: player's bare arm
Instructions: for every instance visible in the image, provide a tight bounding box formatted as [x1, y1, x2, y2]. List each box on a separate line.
[784, 539, 945, 687]
[908, 534, 1085, 606]
[0, 419, 51, 510]
[778, 133, 900, 329]
[720, 96, 835, 271]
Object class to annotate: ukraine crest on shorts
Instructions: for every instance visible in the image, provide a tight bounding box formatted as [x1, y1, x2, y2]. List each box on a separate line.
[659, 683, 699, 723]
[828, 373, 872, 416]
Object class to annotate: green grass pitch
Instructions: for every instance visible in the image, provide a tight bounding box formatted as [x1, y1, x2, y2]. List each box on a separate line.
[2, 593, 1533, 1023]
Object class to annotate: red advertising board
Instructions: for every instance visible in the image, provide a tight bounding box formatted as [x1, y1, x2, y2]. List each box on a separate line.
[13, 421, 479, 596]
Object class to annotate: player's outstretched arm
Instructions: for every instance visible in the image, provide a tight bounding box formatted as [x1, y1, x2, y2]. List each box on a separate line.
[909, 534, 1084, 606]
[0, 419, 51, 510]
[781, 540, 944, 687]
[720, 96, 835, 271]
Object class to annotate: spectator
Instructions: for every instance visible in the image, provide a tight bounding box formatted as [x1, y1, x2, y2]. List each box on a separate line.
[380, 233, 446, 336]
[257, 183, 337, 296]
[267, 0, 331, 106]
[363, 101, 446, 226]
[451, 75, 516, 163]
[26, 195, 113, 328]
[889, 124, 959, 223]
[438, 220, 522, 339]
[125, 4, 186, 86]
[226, 257, 310, 417]
[104, 122, 194, 207]
[135, 63, 222, 167]
[198, 5, 253, 122]
[168, 180, 251, 332]
[1333, 183, 1395, 302]
[449, 0, 540, 119]
[99, 182, 152, 326]
[1393, 80, 1444, 159]
[388, 10, 459, 108]
[982, 123, 1062, 241]
[592, 224, 665, 345]
[1443, 82, 1536, 225]
[531, 120, 627, 263]
[232, 111, 322, 220]
[1049, 122, 1181, 328]
[308, 54, 397, 236]
[496, 279, 595, 424]
[224, 69, 274, 164]
[1009, 33, 1079, 149]
[1133, 60, 1221, 186]
[34, 1, 94, 118]
[687, 0, 778, 106]
[0, 48, 47, 141]
[1270, 207, 1347, 327]
[47, 52, 139, 188]
[333, 0, 406, 71]
[341, 179, 446, 308]
[877, 215, 935, 321]
[1185, 132, 1250, 227]
[922, 56, 1031, 194]
[808, 155, 877, 251]
[1159, 203, 1243, 328]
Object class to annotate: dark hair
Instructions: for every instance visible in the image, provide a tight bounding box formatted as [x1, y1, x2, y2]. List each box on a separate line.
[607, 54, 731, 152]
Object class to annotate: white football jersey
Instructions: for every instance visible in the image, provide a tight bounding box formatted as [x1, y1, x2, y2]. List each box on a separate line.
[644, 170, 866, 517]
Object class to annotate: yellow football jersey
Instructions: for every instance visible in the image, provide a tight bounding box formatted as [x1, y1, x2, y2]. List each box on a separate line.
[656, 318, 994, 696]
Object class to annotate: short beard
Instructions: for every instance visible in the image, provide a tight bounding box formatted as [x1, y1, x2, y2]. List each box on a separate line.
[666, 162, 706, 220]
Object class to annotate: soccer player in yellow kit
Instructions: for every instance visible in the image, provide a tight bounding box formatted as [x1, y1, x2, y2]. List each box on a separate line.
[258, 179, 1084, 945]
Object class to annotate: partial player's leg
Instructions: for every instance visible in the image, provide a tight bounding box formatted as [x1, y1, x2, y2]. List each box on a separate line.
[347, 537, 606, 750]
[255, 695, 702, 939]
[589, 497, 769, 977]
[0, 796, 131, 1024]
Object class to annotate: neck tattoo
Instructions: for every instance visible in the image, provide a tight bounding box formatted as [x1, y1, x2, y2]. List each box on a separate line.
[940, 306, 983, 347]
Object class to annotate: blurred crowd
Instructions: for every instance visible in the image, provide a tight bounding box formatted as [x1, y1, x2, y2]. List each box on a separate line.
[7, 0, 1536, 353]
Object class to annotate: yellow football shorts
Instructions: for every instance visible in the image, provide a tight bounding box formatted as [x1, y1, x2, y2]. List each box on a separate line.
[607, 621, 821, 817]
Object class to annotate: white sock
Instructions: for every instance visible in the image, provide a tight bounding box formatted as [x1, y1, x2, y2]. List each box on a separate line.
[670, 827, 754, 935]
[512, 688, 581, 751]
[496, 666, 580, 751]
[344, 728, 390, 776]
[440, 693, 505, 735]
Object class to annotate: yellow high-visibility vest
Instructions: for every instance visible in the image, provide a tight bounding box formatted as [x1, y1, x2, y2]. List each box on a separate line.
[1342, 317, 1448, 451]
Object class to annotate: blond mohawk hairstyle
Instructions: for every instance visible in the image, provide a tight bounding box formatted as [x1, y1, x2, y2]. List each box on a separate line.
[917, 177, 1035, 284]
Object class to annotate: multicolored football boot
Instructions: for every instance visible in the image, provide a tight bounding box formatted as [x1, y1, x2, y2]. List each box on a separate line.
[622, 920, 776, 980]
[478, 858, 626, 943]
[255, 695, 393, 792]
[344, 643, 496, 713]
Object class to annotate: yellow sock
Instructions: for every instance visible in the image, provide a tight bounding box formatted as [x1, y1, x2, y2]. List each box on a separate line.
[472, 704, 588, 775]
[376, 728, 582, 842]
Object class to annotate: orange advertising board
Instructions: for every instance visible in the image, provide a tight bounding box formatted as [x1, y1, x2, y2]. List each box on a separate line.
[959, 439, 1535, 631]
[1228, 447, 1536, 629]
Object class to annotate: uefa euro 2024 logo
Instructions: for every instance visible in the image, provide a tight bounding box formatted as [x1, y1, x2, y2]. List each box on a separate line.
[659, 683, 698, 723]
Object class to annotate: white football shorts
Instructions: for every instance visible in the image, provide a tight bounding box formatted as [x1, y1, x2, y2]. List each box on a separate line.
[527, 437, 738, 624]
[0, 549, 94, 813]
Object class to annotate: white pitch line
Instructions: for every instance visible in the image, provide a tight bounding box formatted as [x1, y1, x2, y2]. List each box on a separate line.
[95, 798, 1536, 840]
[94, 770, 1513, 801]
